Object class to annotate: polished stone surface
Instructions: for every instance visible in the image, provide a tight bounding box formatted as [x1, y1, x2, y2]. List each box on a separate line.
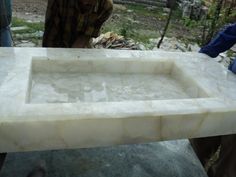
[0, 48, 236, 153]
[0, 140, 207, 177]
[31, 73, 194, 103]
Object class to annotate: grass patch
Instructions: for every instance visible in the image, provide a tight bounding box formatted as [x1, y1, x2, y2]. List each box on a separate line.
[126, 4, 167, 20]
[102, 20, 159, 44]
[12, 17, 44, 34]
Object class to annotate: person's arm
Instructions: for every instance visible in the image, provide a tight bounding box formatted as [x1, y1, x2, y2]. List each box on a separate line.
[200, 23, 236, 58]
[72, 0, 113, 48]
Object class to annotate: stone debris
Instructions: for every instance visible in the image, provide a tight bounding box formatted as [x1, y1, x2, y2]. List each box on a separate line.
[14, 31, 44, 40]
[15, 41, 36, 47]
[11, 26, 29, 32]
[92, 32, 140, 50]
[146, 6, 159, 11]
[231, 45, 236, 52]
[217, 54, 235, 68]
[113, 4, 127, 11]
[150, 37, 235, 68]
[12, 28, 234, 69]
[151, 37, 189, 52]
[179, 0, 206, 20]
[150, 37, 199, 52]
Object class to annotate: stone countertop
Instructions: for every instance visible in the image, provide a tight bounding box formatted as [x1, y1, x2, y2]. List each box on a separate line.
[0, 47, 236, 153]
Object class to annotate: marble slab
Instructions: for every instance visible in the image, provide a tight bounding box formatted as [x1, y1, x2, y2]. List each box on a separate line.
[0, 47, 236, 153]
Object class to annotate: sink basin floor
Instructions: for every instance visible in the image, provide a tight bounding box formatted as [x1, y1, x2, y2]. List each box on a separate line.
[30, 72, 192, 103]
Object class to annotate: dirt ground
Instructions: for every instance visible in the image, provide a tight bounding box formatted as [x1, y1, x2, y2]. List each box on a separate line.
[12, 0, 47, 22]
[11, 1, 202, 47]
[12, 0, 47, 15]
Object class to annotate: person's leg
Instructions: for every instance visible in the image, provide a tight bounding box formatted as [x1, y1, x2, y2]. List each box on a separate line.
[0, 26, 12, 47]
[208, 134, 236, 177]
[190, 136, 221, 167]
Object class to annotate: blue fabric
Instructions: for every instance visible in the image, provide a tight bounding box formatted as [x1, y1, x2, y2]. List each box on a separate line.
[229, 57, 236, 74]
[200, 23, 236, 58]
[0, 0, 12, 28]
[0, 0, 12, 16]
[0, 26, 12, 47]
[200, 23, 236, 74]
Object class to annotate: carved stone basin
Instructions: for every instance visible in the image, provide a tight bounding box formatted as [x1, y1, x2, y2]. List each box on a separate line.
[0, 48, 236, 153]
[29, 59, 207, 103]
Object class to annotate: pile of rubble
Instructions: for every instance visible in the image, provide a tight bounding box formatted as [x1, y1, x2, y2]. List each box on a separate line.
[92, 32, 140, 50]
[149, 37, 200, 52]
[92, 33, 235, 69]
[151, 37, 235, 68]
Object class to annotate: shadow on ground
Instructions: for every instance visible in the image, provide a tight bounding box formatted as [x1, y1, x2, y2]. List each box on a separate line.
[0, 140, 207, 177]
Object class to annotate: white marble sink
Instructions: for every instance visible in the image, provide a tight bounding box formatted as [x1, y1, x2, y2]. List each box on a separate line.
[0, 48, 236, 153]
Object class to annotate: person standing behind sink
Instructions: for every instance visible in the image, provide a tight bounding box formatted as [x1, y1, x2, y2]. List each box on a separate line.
[191, 22, 236, 177]
[0, 0, 12, 175]
[43, 0, 113, 48]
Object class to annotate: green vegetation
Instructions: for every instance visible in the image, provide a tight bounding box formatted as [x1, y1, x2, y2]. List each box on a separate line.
[11, 3, 219, 46]
[227, 50, 236, 58]
[181, 17, 201, 28]
[126, 4, 168, 20]
[12, 17, 44, 34]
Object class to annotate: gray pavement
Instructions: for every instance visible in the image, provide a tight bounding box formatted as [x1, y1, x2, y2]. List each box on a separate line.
[0, 140, 207, 177]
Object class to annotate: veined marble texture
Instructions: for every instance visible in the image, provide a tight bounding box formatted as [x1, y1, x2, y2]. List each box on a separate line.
[0, 48, 236, 153]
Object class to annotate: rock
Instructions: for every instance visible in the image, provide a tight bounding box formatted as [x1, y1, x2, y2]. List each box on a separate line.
[11, 26, 29, 32]
[113, 4, 127, 11]
[26, 20, 33, 23]
[15, 31, 44, 39]
[21, 40, 30, 43]
[150, 37, 188, 52]
[92, 32, 139, 50]
[219, 53, 227, 58]
[126, 17, 140, 24]
[33, 31, 44, 38]
[138, 44, 146, 50]
[187, 44, 200, 52]
[163, 7, 170, 13]
[146, 6, 158, 11]
[16, 42, 36, 47]
[180, 0, 204, 20]
[127, 9, 134, 13]
[231, 44, 236, 52]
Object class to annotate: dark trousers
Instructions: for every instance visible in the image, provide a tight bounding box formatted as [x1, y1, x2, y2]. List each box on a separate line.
[191, 135, 236, 177]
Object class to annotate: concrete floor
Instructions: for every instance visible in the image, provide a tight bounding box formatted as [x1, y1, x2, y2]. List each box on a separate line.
[0, 140, 207, 177]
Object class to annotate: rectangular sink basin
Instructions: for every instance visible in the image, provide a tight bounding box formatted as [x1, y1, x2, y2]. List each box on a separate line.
[29, 60, 207, 103]
[1, 48, 236, 153]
